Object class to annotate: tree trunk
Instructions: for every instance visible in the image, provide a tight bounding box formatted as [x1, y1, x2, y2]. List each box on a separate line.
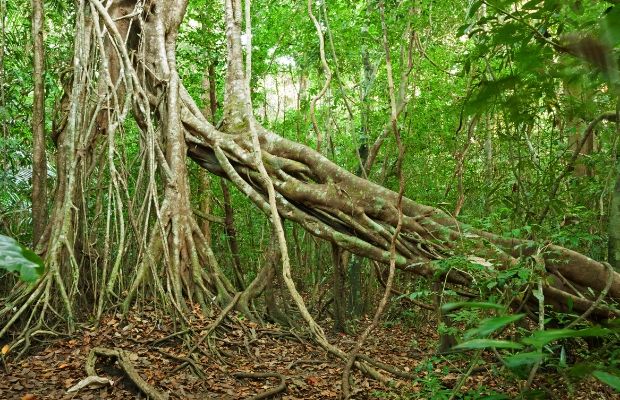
[348, 256, 363, 317]
[31, 0, 47, 246]
[609, 155, 620, 271]
[332, 243, 346, 333]
[221, 179, 245, 289]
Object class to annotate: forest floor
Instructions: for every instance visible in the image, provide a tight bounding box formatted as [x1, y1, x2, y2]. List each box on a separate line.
[0, 304, 616, 400]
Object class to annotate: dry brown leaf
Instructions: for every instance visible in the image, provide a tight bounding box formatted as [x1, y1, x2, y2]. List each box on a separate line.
[21, 394, 36, 400]
[305, 376, 320, 386]
[66, 375, 113, 393]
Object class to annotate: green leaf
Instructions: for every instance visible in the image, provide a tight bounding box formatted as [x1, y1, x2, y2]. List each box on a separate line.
[464, 314, 526, 339]
[504, 351, 546, 368]
[559, 346, 567, 368]
[441, 301, 504, 313]
[456, 23, 473, 37]
[0, 234, 44, 282]
[408, 290, 433, 300]
[453, 339, 523, 350]
[602, 7, 620, 46]
[522, 327, 614, 348]
[592, 371, 620, 391]
[522, 0, 544, 10]
[21, 246, 45, 275]
[569, 362, 596, 378]
[467, 0, 483, 19]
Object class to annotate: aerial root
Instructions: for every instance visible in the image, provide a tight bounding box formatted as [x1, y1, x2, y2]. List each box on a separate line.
[186, 292, 241, 356]
[232, 371, 287, 400]
[85, 346, 168, 400]
[0, 272, 70, 358]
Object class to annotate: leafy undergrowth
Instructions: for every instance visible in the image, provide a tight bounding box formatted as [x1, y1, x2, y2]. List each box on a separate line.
[0, 306, 616, 399]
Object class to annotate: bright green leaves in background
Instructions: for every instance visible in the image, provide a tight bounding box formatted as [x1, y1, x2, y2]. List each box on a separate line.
[0, 234, 44, 282]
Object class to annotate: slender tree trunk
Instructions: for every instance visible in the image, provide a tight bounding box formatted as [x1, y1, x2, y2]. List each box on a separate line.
[485, 115, 493, 181]
[484, 114, 494, 212]
[609, 174, 620, 271]
[221, 179, 245, 289]
[332, 242, 346, 333]
[608, 101, 620, 271]
[31, 0, 47, 246]
[348, 257, 363, 317]
[203, 62, 218, 121]
[610, 141, 620, 271]
[433, 281, 456, 352]
[199, 63, 219, 243]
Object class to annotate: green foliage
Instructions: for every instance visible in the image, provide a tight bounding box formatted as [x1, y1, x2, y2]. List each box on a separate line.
[372, 357, 508, 399]
[441, 301, 504, 313]
[592, 370, 620, 392]
[0, 234, 44, 282]
[451, 305, 620, 392]
[454, 338, 524, 350]
[503, 351, 547, 369]
[463, 314, 526, 339]
[521, 327, 614, 348]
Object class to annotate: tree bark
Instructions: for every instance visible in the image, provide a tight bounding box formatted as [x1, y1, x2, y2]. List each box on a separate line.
[609, 142, 620, 271]
[221, 179, 245, 289]
[31, 0, 47, 246]
[332, 242, 346, 333]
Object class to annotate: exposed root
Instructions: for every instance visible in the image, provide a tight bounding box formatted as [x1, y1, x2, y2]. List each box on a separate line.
[232, 371, 287, 400]
[187, 292, 241, 356]
[156, 347, 205, 378]
[86, 346, 168, 400]
[565, 262, 615, 328]
[356, 354, 416, 379]
[286, 359, 326, 369]
[0, 273, 70, 356]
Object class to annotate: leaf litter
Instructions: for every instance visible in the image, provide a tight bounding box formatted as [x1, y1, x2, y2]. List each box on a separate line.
[0, 305, 616, 399]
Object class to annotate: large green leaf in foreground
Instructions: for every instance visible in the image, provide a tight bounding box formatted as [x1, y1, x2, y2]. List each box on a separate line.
[0, 234, 44, 282]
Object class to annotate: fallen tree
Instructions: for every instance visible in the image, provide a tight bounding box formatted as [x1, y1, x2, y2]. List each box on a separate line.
[178, 0, 620, 319]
